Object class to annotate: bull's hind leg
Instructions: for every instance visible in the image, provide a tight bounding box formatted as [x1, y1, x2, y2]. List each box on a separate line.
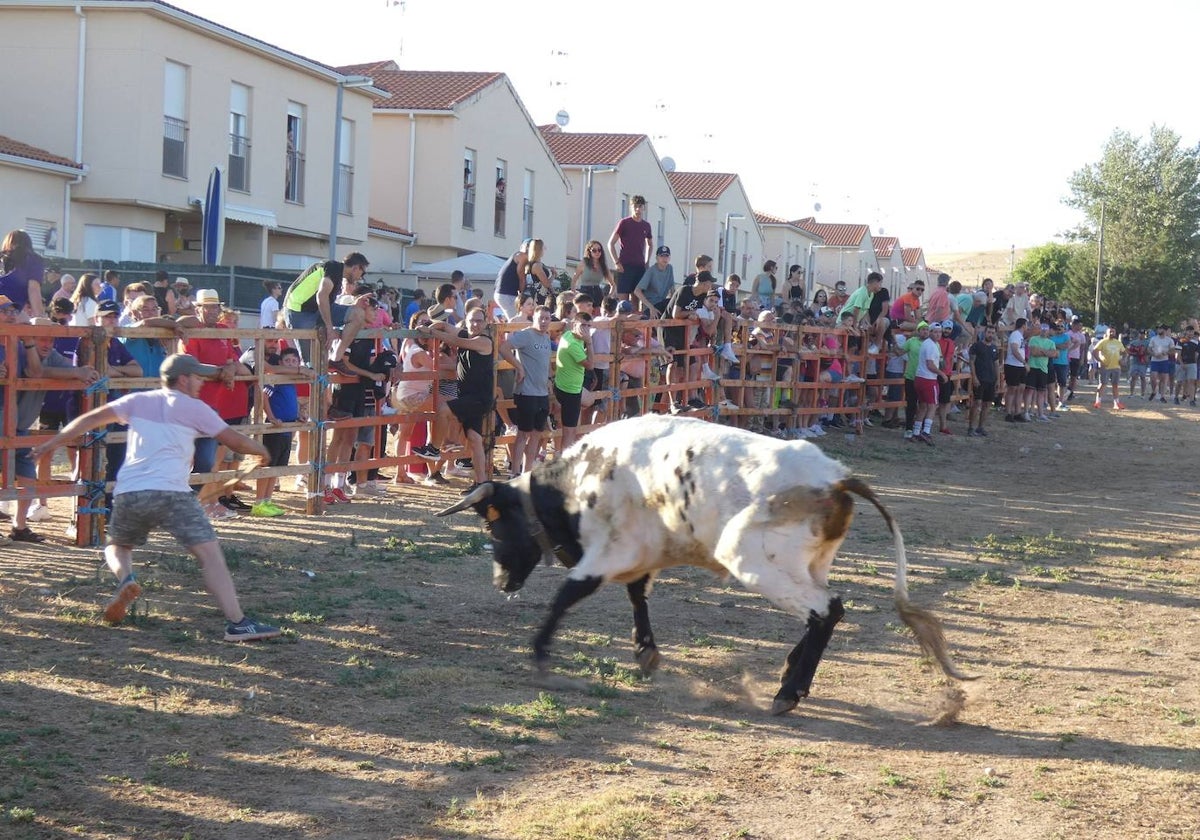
[532, 575, 603, 673]
[626, 575, 660, 675]
[771, 596, 845, 716]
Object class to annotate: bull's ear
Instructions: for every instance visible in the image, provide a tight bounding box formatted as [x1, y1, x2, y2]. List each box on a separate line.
[434, 482, 495, 516]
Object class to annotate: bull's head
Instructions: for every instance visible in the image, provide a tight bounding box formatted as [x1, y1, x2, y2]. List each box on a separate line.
[435, 480, 542, 593]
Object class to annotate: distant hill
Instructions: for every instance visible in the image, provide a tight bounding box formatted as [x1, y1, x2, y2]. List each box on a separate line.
[925, 248, 1030, 285]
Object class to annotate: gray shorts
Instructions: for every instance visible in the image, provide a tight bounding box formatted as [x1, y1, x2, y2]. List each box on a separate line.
[108, 490, 216, 548]
[1101, 368, 1121, 386]
[1178, 363, 1197, 382]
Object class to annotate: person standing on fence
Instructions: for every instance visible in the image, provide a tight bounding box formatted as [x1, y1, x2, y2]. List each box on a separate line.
[608, 196, 653, 302]
[415, 308, 502, 491]
[282, 254, 370, 367]
[30, 354, 280, 641]
[502, 305, 553, 475]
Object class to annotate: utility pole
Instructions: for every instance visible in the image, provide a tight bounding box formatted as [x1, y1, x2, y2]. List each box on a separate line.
[1095, 200, 1105, 325]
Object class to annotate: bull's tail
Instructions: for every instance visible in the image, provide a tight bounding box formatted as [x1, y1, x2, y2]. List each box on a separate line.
[838, 478, 978, 683]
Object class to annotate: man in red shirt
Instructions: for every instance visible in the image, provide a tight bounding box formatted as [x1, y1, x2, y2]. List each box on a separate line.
[607, 195, 653, 301]
[182, 289, 252, 519]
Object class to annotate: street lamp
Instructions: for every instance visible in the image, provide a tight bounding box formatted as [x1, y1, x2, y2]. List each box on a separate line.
[722, 212, 745, 276]
[329, 74, 374, 260]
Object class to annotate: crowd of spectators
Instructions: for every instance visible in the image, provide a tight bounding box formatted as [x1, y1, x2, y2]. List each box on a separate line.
[6, 218, 1200, 541]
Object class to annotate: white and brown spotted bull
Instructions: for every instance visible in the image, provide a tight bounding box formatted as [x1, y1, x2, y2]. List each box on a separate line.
[437, 414, 974, 715]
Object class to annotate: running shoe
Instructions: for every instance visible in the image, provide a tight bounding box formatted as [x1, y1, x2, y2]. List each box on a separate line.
[224, 616, 281, 642]
[250, 500, 286, 517]
[104, 576, 142, 624]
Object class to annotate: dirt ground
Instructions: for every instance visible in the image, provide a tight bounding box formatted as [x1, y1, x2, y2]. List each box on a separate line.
[1, 396, 1198, 840]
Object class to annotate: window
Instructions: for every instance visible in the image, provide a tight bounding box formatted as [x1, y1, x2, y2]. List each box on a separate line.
[741, 230, 749, 277]
[162, 61, 188, 178]
[728, 225, 738, 276]
[285, 102, 305, 203]
[24, 219, 57, 253]
[83, 225, 156, 262]
[619, 193, 629, 220]
[337, 118, 353, 215]
[462, 149, 476, 229]
[522, 169, 535, 240]
[657, 205, 665, 244]
[228, 82, 251, 192]
[494, 159, 507, 237]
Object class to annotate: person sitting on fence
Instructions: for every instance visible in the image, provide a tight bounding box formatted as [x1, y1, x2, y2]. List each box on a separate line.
[282, 254, 370, 368]
[30, 353, 280, 641]
[10, 316, 100, 542]
[889, 279, 924, 332]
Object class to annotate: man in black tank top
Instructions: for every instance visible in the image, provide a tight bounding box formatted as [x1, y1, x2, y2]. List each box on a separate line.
[415, 308, 515, 488]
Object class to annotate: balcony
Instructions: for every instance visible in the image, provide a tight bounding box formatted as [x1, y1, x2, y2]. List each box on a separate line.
[337, 163, 353, 215]
[162, 116, 188, 178]
[285, 149, 305, 204]
[228, 133, 250, 192]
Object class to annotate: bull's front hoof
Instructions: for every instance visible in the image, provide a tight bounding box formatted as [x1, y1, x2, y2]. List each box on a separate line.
[635, 646, 661, 676]
[770, 695, 799, 716]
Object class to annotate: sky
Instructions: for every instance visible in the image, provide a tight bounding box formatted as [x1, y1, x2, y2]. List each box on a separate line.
[172, 0, 1200, 254]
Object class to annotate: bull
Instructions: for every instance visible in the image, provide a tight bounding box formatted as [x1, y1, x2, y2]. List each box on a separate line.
[436, 414, 974, 715]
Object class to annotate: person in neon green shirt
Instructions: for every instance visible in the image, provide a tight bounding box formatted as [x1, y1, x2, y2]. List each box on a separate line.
[554, 313, 592, 451]
[1025, 325, 1057, 420]
[1091, 326, 1126, 410]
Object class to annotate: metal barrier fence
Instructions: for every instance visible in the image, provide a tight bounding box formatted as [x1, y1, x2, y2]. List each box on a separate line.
[0, 317, 975, 546]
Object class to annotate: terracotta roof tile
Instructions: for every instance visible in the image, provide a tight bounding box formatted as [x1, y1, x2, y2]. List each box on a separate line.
[538, 129, 645, 166]
[0, 134, 81, 169]
[335, 60, 399, 76]
[901, 247, 925, 267]
[874, 236, 899, 258]
[754, 211, 789, 225]
[668, 171, 737, 201]
[366, 69, 504, 111]
[795, 220, 870, 247]
[368, 217, 413, 237]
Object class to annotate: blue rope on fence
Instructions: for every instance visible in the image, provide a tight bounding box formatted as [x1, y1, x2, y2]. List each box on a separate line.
[82, 429, 107, 447]
[85, 377, 109, 395]
[77, 506, 110, 516]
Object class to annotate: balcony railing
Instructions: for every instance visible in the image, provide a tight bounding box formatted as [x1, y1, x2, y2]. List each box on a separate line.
[228, 133, 250, 192]
[494, 197, 506, 237]
[162, 116, 188, 178]
[462, 186, 476, 229]
[285, 149, 305, 204]
[337, 163, 353, 215]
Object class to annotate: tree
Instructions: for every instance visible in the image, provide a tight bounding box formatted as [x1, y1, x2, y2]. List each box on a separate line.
[1063, 125, 1200, 327]
[1013, 242, 1078, 303]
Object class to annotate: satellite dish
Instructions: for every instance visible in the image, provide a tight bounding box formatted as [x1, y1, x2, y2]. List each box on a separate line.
[555, 109, 570, 127]
[661, 156, 676, 173]
[813, 202, 822, 212]
[878, 227, 885, 235]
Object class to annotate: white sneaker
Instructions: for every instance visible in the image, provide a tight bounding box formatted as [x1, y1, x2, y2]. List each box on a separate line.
[717, 399, 738, 410]
[205, 502, 237, 521]
[294, 474, 308, 492]
[701, 363, 721, 381]
[0, 500, 11, 517]
[446, 463, 474, 478]
[844, 374, 865, 384]
[809, 424, 826, 437]
[719, 343, 739, 364]
[903, 430, 914, 439]
[27, 502, 51, 522]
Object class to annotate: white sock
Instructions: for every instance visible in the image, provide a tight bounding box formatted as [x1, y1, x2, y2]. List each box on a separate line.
[923, 419, 933, 433]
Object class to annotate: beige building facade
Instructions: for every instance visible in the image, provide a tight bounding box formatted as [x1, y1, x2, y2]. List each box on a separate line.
[667, 173, 764, 280]
[3, 1, 380, 269]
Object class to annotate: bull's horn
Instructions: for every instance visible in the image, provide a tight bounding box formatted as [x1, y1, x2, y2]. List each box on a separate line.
[434, 482, 495, 516]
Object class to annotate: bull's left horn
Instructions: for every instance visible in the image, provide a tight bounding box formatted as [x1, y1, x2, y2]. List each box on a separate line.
[434, 482, 495, 516]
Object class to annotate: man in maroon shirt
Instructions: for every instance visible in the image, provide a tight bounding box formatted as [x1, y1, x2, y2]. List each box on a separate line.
[607, 195, 653, 301]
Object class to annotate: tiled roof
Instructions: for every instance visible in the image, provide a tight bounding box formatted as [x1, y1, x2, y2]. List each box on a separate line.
[538, 129, 645, 166]
[365, 69, 504, 111]
[874, 236, 899, 258]
[795, 220, 870, 247]
[336, 60, 399, 76]
[668, 172, 738, 201]
[901, 247, 925, 267]
[0, 134, 81, 169]
[368, 217, 413, 237]
[754, 211, 790, 225]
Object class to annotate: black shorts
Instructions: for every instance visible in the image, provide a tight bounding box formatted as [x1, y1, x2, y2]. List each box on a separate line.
[1027, 368, 1049, 390]
[38, 408, 71, 431]
[449, 394, 493, 436]
[513, 394, 550, 432]
[973, 381, 996, 404]
[938, 376, 953, 404]
[263, 431, 294, 468]
[554, 385, 583, 428]
[663, 326, 686, 356]
[1004, 365, 1026, 387]
[1068, 358, 1081, 377]
[333, 384, 366, 417]
[616, 265, 646, 295]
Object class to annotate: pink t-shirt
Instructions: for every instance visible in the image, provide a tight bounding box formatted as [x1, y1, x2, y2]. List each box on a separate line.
[107, 389, 228, 494]
[925, 287, 951, 322]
